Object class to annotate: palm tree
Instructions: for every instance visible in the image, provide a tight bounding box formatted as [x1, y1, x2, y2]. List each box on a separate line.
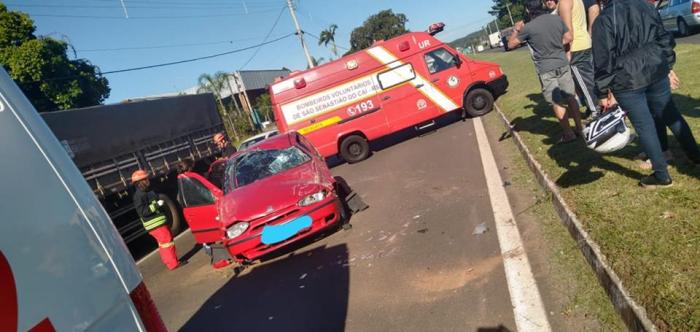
[318, 24, 338, 59]
[198, 72, 239, 141]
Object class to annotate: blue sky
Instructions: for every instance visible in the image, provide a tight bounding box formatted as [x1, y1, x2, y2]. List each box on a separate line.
[6, 0, 495, 103]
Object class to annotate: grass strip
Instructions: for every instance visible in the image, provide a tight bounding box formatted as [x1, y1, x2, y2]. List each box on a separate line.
[474, 44, 700, 331]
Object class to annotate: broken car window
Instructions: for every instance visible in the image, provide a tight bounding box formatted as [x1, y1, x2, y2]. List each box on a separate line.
[225, 146, 311, 192]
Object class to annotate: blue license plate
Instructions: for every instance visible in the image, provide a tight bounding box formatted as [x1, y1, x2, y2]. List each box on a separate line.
[261, 215, 312, 245]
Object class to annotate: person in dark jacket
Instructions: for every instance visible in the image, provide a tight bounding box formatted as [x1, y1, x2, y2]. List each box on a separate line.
[592, 0, 700, 188]
[213, 132, 237, 159]
[132, 169, 181, 270]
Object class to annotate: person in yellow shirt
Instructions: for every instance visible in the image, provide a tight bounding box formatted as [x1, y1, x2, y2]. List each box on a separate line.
[557, 0, 600, 119]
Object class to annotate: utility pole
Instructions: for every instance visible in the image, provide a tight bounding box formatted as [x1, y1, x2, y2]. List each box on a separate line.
[505, 1, 515, 26]
[494, 18, 501, 34]
[286, 0, 315, 68]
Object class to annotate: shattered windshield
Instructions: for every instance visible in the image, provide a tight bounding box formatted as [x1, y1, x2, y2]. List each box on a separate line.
[225, 146, 311, 192]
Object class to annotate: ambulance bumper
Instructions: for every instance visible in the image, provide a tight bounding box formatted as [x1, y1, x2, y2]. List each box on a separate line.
[488, 75, 509, 98]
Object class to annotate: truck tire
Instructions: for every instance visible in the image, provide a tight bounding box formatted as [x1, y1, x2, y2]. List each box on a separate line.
[339, 135, 370, 163]
[158, 194, 183, 236]
[463, 88, 494, 117]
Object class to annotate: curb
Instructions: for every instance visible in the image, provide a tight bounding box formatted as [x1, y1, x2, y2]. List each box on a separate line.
[493, 104, 657, 332]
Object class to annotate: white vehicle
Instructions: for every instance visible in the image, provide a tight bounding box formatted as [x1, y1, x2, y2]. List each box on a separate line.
[238, 129, 279, 149]
[0, 68, 165, 331]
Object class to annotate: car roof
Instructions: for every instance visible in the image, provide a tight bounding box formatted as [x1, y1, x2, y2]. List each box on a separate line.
[234, 131, 294, 156]
[241, 130, 279, 143]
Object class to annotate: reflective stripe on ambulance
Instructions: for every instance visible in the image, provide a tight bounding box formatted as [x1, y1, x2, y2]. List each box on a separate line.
[366, 46, 459, 112]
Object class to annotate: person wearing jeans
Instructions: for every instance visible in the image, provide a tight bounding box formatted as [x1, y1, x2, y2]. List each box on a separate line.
[593, 0, 700, 188]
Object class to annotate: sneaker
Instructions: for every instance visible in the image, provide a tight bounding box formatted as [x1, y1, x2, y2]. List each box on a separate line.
[639, 174, 673, 188]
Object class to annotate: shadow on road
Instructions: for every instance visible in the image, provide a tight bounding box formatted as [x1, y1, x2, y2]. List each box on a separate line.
[180, 243, 350, 332]
[477, 325, 512, 332]
[327, 111, 467, 168]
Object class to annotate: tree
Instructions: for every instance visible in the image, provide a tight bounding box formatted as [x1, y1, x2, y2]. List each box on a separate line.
[318, 24, 339, 59]
[254, 92, 272, 122]
[0, 4, 109, 112]
[346, 10, 409, 55]
[198, 72, 240, 141]
[488, 0, 526, 29]
[307, 56, 326, 69]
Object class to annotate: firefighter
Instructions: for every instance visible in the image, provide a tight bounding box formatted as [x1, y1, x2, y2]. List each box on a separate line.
[213, 132, 237, 158]
[131, 170, 182, 270]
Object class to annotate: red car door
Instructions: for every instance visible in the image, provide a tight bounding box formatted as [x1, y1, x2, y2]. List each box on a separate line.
[177, 172, 224, 243]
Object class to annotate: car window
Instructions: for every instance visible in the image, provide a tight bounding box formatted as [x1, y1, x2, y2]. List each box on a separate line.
[657, 0, 670, 9]
[177, 177, 216, 207]
[226, 146, 311, 192]
[424, 48, 456, 74]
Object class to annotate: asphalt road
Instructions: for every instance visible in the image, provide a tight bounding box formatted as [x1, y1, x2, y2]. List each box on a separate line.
[677, 31, 700, 44]
[139, 113, 590, 331]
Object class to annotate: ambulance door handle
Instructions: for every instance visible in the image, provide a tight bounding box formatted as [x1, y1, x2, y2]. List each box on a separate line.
[431, 78, 440, 83]
[381, 95, 391, 101]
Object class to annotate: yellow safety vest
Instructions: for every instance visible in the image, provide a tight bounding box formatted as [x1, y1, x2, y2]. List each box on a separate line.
[141, 200, 167, 231]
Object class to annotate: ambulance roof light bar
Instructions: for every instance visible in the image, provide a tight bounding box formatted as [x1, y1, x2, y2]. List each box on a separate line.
[428, 22, 445, 36]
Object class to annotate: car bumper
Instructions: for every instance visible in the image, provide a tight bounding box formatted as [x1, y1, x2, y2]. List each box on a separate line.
[488, 75, 509, 98]
[224, 198, 342, 261]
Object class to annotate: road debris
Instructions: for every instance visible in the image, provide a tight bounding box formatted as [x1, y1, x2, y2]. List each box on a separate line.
[413, 215, 421, 219]
[472, 223, 489, 235]
[417, 228, 429, 234]
[503, 181, 512, 187]
[299, 273, 307, 280]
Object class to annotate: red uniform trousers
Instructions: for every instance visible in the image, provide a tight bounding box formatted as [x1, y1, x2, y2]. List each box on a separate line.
[148, 226, 179, 270]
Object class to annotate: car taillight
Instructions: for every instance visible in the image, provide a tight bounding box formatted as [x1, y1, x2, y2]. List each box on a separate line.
[129, 282, 167, 332]
[693, 1, 700, 14]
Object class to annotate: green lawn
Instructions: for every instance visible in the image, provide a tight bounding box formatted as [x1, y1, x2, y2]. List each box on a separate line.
[474, 44, 700, 331]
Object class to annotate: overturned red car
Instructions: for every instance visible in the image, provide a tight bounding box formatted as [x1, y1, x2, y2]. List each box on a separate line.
[177, 131, 345, 267]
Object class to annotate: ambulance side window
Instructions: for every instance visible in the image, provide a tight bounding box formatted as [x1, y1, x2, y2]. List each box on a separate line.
[377, 63, 416, 90]
[177, 177, 216, 207]
[424, 48, 456, 74]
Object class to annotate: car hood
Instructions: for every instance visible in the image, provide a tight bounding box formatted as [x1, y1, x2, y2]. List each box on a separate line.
[218, 160, 333, 225]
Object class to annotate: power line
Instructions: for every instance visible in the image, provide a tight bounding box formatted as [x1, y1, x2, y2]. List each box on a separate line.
[239, 5, 288, 70]
[30, 10, 280, 20]
[7, 2, 283, 10]
[76, 35, 290, 53]
[35, 33, 295, 83]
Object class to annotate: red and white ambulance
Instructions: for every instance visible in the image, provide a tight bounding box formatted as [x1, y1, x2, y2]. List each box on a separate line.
[0, 68, 165, 331]
[270, 23, 508, 163]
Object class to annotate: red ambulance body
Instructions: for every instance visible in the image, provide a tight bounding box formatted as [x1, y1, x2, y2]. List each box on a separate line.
[270, 26, 508, 163]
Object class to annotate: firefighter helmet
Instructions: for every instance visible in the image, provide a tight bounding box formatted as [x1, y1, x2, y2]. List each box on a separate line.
[213, 133, 226, 143]
[583, 105, 634, 154]
[131, 169, 149, 183]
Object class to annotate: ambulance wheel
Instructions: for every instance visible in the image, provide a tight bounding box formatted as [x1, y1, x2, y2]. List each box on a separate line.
[340, 135, 370, 163]
[464, 88, 494, 117]
[158, 194, 182, 235]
